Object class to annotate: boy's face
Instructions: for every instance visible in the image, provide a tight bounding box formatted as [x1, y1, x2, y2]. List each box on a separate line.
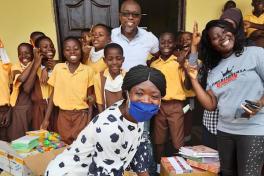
[39, 39, 56, 60]
[252, 0, 264, 14]
[104, 48, 124, 75]
[179, 33, 192, 51]
[92, 26, 110, 51]
[18, 45, 33, 66]
[159, 33, 176, 58]
[63, 39, 82, 64]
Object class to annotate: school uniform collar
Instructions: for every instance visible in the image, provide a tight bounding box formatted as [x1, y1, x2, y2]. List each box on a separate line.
[103, 68, 126, 80]
[156, 54, 177, 63]
[62, 62, 85, 73]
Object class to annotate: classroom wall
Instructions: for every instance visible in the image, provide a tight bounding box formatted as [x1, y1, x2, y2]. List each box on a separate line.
[0, 0, 58, 62]
[185, 0, 252, 32]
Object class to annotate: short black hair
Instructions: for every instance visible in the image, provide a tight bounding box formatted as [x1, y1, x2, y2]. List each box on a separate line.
[30, 31, 45, 40]
[35, 36, 52, 48]
[92, 24, 112, 36]
[18, 43, 33, 54]
[223, 0, 236, 11]
[104, 43, 124, 56]
[159, 32, 176, 41]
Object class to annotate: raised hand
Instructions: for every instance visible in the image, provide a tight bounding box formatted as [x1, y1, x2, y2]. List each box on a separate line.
[184, 60, 199, 80]
[192, 21, 201, 47]
[33, 48, 43, 66]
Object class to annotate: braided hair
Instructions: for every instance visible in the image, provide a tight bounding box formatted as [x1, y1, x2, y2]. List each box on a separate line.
[122, 65, 166, 99]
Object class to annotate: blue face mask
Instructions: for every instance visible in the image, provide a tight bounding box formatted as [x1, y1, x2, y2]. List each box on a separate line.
[127, 93, 160, 122]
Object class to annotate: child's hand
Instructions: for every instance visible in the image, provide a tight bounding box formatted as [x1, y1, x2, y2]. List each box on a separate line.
[184, 61, 198, 80]
[33, 48, 43, 66]
[177, 49, 190, 67]
[40, 120, 49, 130]
[0, 112, 11, 127]
[244, 21, 251, 30]
[40, 68, 49, 85]
[47, 59, 55, 70]
[192, 22, 201, 47]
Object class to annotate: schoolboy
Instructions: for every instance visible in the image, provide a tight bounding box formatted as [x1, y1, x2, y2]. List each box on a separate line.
[94, 43, 125, 113]
[151, 32, 186, 164]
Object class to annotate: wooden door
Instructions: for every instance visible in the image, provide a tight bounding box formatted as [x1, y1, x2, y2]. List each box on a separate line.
[54, 0, 119, 58]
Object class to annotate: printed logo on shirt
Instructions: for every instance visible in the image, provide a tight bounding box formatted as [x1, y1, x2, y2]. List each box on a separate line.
[212, 66, 246, 88]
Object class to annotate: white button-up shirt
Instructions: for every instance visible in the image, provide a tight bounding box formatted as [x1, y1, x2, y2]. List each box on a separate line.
[111, 27, 159, 71]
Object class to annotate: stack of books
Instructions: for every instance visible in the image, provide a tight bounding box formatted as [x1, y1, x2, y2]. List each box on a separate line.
[179, 145, 220, 173]
[162, 156, 193, 174]
[11, 135, 39, 153]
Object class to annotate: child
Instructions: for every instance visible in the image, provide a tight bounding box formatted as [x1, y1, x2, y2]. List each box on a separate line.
[94, 43, 125, 113]
[151, 32, 186, 164]
[249, 29, 264, 47]
[222, 0, 236, 12]
[83, 24, 111, 74]
[0, 40, 11, 141]
[244, 0, 264, 37]
[29, 31, 45, 48]
[41, 37, 94, 144]
[28, 36, 56, 130]
[8, 43, 38, 140]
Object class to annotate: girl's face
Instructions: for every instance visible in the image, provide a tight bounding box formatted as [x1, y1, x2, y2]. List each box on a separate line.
[104, 48, 124, 75]
[208, 26, 235, 57]
[63, 39, 82, 64]
[92, 26, 110, 51]
[128, 80, 161, 106]
[18, 45, 33, 66]
[159, 33, 176, 59]
[179, 33, 192, 51]
[39, 39, 56, 59]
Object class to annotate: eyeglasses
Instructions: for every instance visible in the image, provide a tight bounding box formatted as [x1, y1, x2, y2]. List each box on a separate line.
[120, 12, 141, 18]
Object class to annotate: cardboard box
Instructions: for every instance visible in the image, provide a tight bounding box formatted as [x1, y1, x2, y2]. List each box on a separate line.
[0, 141, 65, 176]
[160, 157, 218, 176]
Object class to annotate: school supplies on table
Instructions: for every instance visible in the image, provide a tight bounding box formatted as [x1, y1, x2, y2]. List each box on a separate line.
[179, 145, 218, 158]
[11, 136, 39, 153]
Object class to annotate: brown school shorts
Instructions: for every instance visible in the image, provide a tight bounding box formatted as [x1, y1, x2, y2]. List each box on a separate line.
[153, 100, 184, 149]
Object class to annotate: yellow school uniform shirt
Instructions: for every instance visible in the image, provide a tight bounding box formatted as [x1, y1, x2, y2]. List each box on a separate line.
[85, 57, 107, 74]
[0, 61, 11, 106]
[48, 63, 94, 110]
[94, 69, 126, 105]
[244, 13, 264, 36]
[36, 67, 52, 99]
[9, 63, 25, 106]
[151, 55, 186, 101]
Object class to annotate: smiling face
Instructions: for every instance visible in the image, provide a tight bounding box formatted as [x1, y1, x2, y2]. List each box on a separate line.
[104, 47, 124, 76]
[18, 44, 33, 66]
[91, 26, 110, 51]
[179, 33, 192, 51]
[119, 1, 141, 35]
[128, 80, 161, 106]
[63, 39, 82, 64]
[159, 33, 176, 59]
[39, 38, 56, 60]
[208, 26, 235, 57]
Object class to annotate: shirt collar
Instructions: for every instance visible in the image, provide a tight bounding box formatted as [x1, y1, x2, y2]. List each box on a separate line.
[103, 68, 126, 80]
[62, 62, 85, 73]
[117, 26, 141, 42]
[156, 54, 177, 63]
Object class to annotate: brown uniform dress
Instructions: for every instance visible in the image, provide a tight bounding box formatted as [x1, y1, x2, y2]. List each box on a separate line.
[8, 87, 32, 141]
[0, 105, 11, 141]
[31, 76, 58, 131]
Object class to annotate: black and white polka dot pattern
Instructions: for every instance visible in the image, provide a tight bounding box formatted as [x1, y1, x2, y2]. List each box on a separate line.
[45, 100, 144, 176]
